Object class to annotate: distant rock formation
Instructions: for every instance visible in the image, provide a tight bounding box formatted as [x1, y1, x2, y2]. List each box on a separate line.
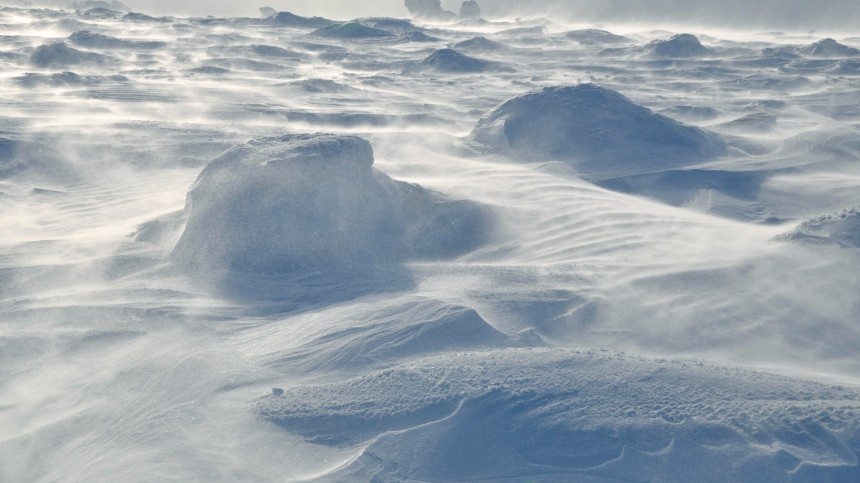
[459, 1, 481, 20]
[404, 0, 457, 22]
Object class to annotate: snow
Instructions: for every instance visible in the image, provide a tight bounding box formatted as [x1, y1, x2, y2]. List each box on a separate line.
[30, 41, 113, 67]
[1, 4, 860, 482]
[778, 208, 860, 247]
[648, 33, 715, 58]
[169, 134, 493, 274]
[412, 47, 507, 73]
[469, 84, 726, 178]
[310, 22, 396, 40]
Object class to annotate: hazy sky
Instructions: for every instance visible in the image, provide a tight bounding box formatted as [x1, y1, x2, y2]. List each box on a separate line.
[53, 0, 860, 32]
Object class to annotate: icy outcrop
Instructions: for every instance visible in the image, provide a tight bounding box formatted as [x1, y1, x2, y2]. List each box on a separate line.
[404, 0, 457, 22]
[259, 7, 277, 18]
[777, 208, 860, 247]
[30, 42, 113, 67]
[648, 33, 715, 58]
[169, 134, 491, 273]
[469, 84, 726, 177]
[459, 1, 481, 20]
[800, 38, 860, 58]
[310, 22, 395, 39]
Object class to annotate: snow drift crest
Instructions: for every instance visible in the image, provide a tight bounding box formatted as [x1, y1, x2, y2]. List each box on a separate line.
[469, 84, 726, 178]
[169, 134, 492, 273]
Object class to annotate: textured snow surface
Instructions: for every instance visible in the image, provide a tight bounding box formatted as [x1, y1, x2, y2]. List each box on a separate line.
[1, 4, 860, 482]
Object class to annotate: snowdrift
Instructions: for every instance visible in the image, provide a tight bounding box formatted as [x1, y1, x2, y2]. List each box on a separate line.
[169, 134, 492, 273]
[68, 30, 167, 50]
[452, 36, 507, 51]
[261, 349, 860, 480]
[270, 11, 336, 29]
[411, 48, 507, 73]
[648, 33, 715, 58]
[777, 207, 860, 247]
[30, 42, 114, 67]
[800, 38, 860, 58]
[469, 84, 726, 178]
[15, 71, 129, 88]
[310, 22, 395, 40]
[564, 29, 630, 45]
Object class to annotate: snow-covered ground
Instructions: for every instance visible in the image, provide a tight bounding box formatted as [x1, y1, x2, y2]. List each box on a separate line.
[1, 4, 859, 481]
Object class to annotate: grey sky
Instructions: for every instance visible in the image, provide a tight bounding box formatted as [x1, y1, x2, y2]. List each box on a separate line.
[56, 1, 860, 32]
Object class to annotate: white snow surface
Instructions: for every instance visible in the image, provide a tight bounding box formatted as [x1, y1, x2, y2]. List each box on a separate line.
[1, 4, 860, 482]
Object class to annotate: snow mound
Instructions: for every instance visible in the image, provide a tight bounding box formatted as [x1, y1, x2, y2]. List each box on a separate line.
[266, 298, 508, 374]
[777, 207, 860, 247]
[469, 84, 726, 178]
[0, 138, 20, 178]
[452, 36, 507, 51]
[122, 12, 168, 23]
[648, 33, 715, 58]
[270, 11, 336, 29]
[30, 42, 113, 67]
[68, 30, 166, 50]
[71, 1, 130, 12]
[660, 105, 721, 122]
[169, 134, 492, 273]
[261, 349, 860, 480]
[413, 48, 505, 73]
[310, 22, 396, 40]
[564, 29, 630, 45]
[357, 17, 420, 34]
[800, 38, 860, 58]
[401, 31, 441, 43]
[14, 71, 128, 88]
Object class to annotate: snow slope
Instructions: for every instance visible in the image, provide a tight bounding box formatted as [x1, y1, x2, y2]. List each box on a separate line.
[1, 5, 859, 482]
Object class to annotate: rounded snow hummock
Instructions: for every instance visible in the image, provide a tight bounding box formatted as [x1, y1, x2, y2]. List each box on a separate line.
[310, 22, 396, 39]
[648, 33, 715, 58]
[800, 38, 860, 58]
[412, 48, 507, 73]
[469, 84, 726, 178]
[30, 42, 114, 67]
[170, 134, 492, 273]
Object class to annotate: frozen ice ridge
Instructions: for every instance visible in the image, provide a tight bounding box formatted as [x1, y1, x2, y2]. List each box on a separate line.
[169, 134, 493, 273]
[469, 84, 726, 178]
